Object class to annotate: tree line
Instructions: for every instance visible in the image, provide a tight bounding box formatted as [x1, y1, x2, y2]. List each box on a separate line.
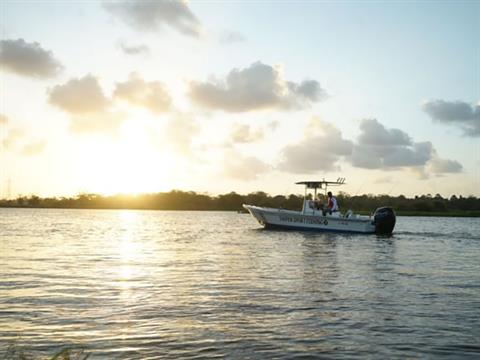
[0, 190, 479, 215]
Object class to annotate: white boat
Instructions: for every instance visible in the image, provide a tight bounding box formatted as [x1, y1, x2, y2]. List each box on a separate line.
[243, 179, 396, 234]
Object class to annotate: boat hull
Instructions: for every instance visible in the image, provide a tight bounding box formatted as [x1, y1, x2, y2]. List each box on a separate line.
[243, 205, 376, 234]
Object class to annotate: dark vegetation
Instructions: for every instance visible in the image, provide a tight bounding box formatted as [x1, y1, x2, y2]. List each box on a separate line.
[1, 191, 479, 216]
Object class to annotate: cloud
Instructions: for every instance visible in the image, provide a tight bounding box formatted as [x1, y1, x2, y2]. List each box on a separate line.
[189, 61, 327, 112]
[2, 128, 24, 150]
[278, 118, 353, 173]
[48, 74, 110, 114]
[409, 166, 429, 180]
[223, 151, 270, 181]
[350, 119, 433, 169]
[49, 73, 173, 132]
[230, 123, 264, 143]
[219, 30, 246, 44]
[1, 125, 45, 156]
[68, 111, 126, 134]
[114, 72, 172, 113]
[48, 75, 125, 133]
[21, 141, 46, 156]
[422, 99, 480, 136]
[0, 38, 63, 78]
[117, 41, 150, 55]
[290, 80, 325, 102]
[268, 121, 279, 131]
[428, 157, 463, 174]
[1, 115, 18, 150]
[276, 117, 462, 178]
[349, 119, 462, 177]
[162, 113, 200, 155]
[104, 0, 202, 37]
[374, 176, 394, 184]
[351, 142, 433, 169]
[357, 118, 412, 146]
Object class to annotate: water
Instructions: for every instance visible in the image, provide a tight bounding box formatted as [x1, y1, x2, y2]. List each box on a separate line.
[1, 208, 479, 359]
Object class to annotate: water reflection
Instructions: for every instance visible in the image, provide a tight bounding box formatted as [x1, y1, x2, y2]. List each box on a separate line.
[1, 209, 479, 359]
[300, 234, 338, 295]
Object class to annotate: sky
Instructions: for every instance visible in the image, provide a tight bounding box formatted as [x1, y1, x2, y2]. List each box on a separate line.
[0, 0, 479, 198]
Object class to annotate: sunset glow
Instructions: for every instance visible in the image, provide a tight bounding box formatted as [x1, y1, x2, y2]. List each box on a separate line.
[1, 1, 478, 198]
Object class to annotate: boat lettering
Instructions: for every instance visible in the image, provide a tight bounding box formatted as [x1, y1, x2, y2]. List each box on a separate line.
[278, 215, 328, 225]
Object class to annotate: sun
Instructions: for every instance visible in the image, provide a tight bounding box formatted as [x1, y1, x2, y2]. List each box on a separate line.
[73, 120, 177, 195]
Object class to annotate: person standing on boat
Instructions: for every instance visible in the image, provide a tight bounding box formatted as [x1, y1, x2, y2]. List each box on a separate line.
[327, 191, 339, 214]
[314, 194, 323, 210]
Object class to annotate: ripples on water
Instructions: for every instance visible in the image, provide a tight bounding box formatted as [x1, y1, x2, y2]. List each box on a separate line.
[1, 209, 479, 359]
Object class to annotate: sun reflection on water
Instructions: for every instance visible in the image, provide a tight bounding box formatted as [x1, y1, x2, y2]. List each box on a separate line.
[117, 211, 142, 285]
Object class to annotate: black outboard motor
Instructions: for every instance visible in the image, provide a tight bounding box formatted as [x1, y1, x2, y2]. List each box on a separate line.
[373, 207, 396, 234]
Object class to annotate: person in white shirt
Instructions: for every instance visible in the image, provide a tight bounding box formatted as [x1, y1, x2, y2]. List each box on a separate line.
[327, 191, 339, 214]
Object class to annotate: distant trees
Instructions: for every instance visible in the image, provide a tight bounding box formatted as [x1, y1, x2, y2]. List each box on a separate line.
[0, 190, 479, 215]
[216, 192, 244, 210]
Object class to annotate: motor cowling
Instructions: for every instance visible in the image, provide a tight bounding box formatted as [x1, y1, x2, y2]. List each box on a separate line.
[373, 207, 396, 234]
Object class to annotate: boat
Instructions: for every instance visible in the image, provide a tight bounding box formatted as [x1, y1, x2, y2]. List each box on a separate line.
[243, 179, 396, 234]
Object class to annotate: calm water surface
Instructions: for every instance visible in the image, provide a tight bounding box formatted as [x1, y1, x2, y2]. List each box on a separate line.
[1, 208, 479, 359]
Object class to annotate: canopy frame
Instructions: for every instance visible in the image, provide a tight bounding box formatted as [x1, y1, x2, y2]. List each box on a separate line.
[296, 178, 346, 214]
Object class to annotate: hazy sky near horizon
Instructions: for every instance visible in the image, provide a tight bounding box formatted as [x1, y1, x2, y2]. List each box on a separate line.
[1, 0, 479, 198]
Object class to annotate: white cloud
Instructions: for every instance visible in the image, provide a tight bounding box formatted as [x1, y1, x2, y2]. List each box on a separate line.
[409, 166, 429, 180]
[1, 124, 45, 156]
[374, 176, 394, 184]
[222, 151, 270, 181]
[428, 157, 463, 174]
[68, 111, 127, 134]
[229, 123, 264, 143]
[104, 0, 202, 37]
[268, 121, 279, 131]
[2, 128, 24, 150]
[0, 38, 63, 78]
[422, 99, 480, 136]
[278, 118, 353, 173]
[48, 75, 125, 134]
[189, 61, 327, 112]
[48, 74, 110, 114]
[21, 141, 46, 156]
[114, 72, 172, 113]
[161, 113, 200, 156]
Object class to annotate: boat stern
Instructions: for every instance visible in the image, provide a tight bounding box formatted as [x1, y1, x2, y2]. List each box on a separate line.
[373, 207, 396, 234]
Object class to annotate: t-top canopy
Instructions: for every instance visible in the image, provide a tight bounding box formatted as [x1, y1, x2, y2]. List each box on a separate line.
[296, 178, 346, 189]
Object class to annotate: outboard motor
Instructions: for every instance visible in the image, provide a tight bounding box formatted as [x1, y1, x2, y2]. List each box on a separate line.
[373, 207, 396, 234]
